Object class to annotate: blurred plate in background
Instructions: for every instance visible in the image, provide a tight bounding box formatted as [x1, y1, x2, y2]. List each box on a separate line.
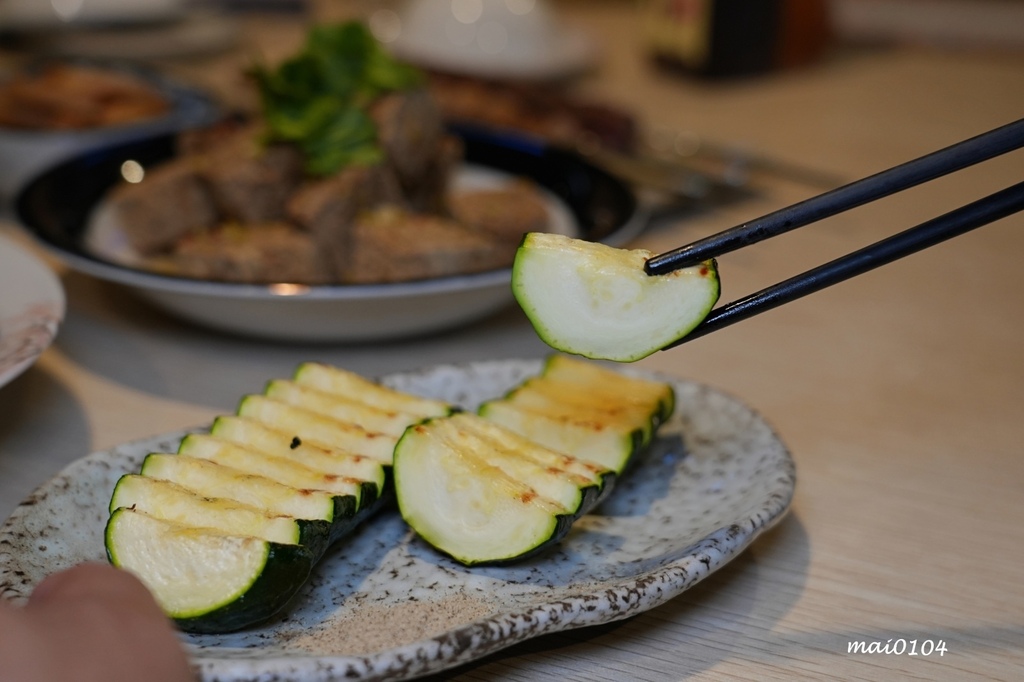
[0, 234, 64, 389]
[0, 59, 219, 206]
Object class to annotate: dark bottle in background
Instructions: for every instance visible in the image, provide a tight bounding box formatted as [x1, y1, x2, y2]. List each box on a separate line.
[643, 0, 832, 79]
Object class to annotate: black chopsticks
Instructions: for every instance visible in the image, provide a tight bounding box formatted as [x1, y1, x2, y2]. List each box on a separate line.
[646, 118, 1024, 347]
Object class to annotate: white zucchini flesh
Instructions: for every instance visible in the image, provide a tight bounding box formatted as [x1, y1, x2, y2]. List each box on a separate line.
[106, 508, 311, 621]
[395, 422, 570, 565]
[512, 233, 720, 362]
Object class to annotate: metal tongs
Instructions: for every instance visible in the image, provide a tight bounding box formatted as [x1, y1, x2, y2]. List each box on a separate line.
[644, 117, 1024, 348]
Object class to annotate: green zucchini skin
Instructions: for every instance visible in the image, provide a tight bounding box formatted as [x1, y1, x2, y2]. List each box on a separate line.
[105, 508, 314, 635]
[480, 355, 673, 478]
[172, 541, 310, 634]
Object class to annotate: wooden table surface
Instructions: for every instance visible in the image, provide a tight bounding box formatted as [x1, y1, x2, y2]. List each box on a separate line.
[1, 3, 1023, 680]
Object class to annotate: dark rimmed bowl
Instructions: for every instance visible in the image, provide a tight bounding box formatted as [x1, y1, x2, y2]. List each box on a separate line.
[15, 125, 642, 342]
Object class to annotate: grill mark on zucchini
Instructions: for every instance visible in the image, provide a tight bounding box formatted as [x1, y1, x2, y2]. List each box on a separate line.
[178, 435, 364, 502]
[447, 412, 614, 511]
[429, 423, 568, 515]
[175, 436, 367, 544]
[478, 399, 638, 474]
[440, 413, 601, 515]
[237, 395, 398, 465]
[540, 354, 676, 424]
[110, 474, 308, 547]
[208, 414, 387, 523]
[140, 454, 338, 525]
[265, 379, 423, 438]
[210, 416, 385, 491]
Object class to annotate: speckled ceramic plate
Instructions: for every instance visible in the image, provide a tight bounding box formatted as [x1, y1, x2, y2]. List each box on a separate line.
[0, 359, 795, 681]
[0, 234, 64, 390]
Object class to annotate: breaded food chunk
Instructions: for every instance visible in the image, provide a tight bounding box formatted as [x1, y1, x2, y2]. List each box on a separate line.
[105, 157, 217, 255]
[343, 207, 513, 283]
[143, 222, 332, 284]
[449, 182, 549, 246]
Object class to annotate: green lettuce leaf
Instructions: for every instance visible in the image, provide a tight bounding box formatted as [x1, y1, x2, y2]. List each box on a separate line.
[252, 21, 423, 176]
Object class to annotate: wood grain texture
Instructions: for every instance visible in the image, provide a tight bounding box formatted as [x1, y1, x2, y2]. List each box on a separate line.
[1, 3, 1022, 680]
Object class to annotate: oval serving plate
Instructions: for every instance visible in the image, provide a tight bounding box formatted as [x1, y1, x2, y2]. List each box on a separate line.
[0, 359, 794, 681]
[15, 128, 643, 342]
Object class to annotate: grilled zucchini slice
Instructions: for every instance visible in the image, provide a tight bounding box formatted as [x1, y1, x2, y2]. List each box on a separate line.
[209, 414, 386, 511]
[176, 435, 364, 542]
[394, 413, 609, 565]
[541, 354, 675, 425]
[512, 232, 720, 362]
[265, 380, 426, 438]
[109, 474, 328, 555]
[139, 454, 338, 543]
[105, 358, 669, 630]
[293, 362, 451, 419]
[480, 355, 674, 474]
[106, 508, 314, 634]
[237, 395, 398, 465]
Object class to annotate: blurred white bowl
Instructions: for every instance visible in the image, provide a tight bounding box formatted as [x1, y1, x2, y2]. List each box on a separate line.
[383, 0, 595, 80]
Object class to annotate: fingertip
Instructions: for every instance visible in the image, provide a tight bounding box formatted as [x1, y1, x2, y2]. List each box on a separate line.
[29, 562, 147, 605]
